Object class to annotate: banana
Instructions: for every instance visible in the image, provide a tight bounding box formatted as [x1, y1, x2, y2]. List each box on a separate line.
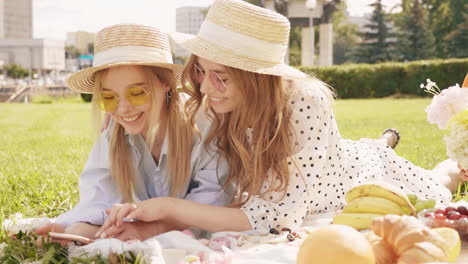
[345, 182, 416, 215]
[333, 213, 384, 230]
[342, 196, 406, 215]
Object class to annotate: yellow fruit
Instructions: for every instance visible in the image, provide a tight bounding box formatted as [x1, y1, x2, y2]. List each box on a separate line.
[333, 213, 384, 230]
[432, 227, 461, 262]
[343, 196, 406, 215]
[297, 224, 375, 264]
[345, 182, 416, 215]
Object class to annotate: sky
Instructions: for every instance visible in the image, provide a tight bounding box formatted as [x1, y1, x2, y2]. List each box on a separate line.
[33, 0, 401, 41]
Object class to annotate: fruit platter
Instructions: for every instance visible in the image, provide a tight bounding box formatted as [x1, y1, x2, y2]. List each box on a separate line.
[326, 182, 468, 264]
[419, 206, 468, 243]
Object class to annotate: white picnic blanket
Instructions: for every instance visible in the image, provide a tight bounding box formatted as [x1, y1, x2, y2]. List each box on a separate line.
[4, 202, 467, 264]
[2, 213, 314, 264]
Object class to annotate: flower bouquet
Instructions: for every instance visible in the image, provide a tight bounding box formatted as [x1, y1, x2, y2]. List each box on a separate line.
[422, 76, 468, 183]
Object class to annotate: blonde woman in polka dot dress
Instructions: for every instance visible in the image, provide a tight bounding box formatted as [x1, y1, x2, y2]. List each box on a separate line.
[97, 0, 453, 236]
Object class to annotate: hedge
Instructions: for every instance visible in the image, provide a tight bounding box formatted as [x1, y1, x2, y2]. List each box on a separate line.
[300, 58, 468, 99]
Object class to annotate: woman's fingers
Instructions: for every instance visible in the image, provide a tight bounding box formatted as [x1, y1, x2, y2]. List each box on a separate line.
[34, 223, 65, 235]
[125, 208, 141, 221]
[96, 218, 113, 238]
[34, 223, 69, 247]
[116, 204, 136, 227]
[101, 224, 124, 238]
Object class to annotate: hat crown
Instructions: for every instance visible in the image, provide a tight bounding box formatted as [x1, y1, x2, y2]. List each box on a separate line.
[206, 0, 290, 45]
[94, 24, 171, 54]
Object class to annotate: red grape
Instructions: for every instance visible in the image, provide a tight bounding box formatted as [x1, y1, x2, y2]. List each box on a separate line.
[456, 206, 467, 216]
[424, 212, 434, 218]
[445, 207, 457, 214]
[434, 213, 447, 220]
[434, 209, 445, 215]
[447, 211, 462, 220]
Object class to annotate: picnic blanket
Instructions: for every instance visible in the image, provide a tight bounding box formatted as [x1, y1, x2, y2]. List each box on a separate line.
[4, 203, 468, 264]
[1, 212, 330, 264]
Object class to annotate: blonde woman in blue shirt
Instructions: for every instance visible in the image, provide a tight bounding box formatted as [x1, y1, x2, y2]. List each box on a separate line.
[36, 24, 230, 242]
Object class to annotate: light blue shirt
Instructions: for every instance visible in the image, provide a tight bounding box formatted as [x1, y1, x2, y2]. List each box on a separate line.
[56, 111, 230, 227]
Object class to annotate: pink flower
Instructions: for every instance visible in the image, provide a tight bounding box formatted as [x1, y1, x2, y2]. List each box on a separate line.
[425, 84, 468, 129]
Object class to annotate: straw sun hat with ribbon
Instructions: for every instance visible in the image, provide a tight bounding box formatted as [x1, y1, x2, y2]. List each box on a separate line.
[67, 24, 184, 94]
[170, 0, 306, 78]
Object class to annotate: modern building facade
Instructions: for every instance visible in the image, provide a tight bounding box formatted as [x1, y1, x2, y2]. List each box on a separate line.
[0, 39, 65, 70]
[0, 0, 33, 39]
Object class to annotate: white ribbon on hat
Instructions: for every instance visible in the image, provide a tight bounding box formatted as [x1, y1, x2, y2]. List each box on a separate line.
[93, 46, 173, 67]
[198, 20, 287, 63]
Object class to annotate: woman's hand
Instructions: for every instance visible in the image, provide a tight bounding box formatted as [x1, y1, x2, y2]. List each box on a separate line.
[96, 198, 172, 238]
[97, 221, 172, 241]
[35, 222, 68, 246]
[34, 222, 99, 246]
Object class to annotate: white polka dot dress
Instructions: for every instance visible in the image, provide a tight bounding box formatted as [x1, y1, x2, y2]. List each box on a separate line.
[240, 79, 452, 232]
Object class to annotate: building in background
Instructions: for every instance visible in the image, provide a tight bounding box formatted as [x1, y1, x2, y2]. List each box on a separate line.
[174, 6, 207, 59]
[0, 0, 33, 39]
[0, 39, 65, 70]
[0, 0, 65, 73]
[66, 31, 96, 55]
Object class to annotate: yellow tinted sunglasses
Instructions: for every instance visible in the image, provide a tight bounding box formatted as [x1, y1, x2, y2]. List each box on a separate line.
[99, 86, 150, 112]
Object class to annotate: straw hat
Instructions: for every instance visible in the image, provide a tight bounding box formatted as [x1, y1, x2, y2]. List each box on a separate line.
[170, 0, 306, 78]
[67, 24, 183, 94]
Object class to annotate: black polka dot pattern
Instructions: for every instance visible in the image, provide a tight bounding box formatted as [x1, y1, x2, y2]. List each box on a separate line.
[240, 81, 452, 232]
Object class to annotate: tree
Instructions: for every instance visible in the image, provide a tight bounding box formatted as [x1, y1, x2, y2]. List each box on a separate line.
[395, 0, 435, 61]
[332, 1, 359, 64]
[65, 45, 81, 59]
[4, 64, 28, 79]
[444, 3, 468, 58]
[87, 43, 94, 55]
[289, 26, 302, 66]
[355, 0, 395, 63]
[421, 0, 467, 58]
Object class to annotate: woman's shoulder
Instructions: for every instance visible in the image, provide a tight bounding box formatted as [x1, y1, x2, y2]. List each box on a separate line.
[288, 77, 334, 111]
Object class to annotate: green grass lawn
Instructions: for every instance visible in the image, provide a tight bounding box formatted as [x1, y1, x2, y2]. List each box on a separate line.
[0, 97, 465, 227]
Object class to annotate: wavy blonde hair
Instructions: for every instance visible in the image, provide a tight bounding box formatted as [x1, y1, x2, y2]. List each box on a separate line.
[183, 55, 334, 206]
[92, 66, 193, 202]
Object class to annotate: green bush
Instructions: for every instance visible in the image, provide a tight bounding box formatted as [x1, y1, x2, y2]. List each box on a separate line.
[300, 58, 468, 98]
[3, 64, 29, 79]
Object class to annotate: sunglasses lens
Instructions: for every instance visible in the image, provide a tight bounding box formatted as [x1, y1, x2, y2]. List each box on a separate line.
[126, 86, 149, 106]
[209, 72, 226, 93]
[100, 91, 118, 112]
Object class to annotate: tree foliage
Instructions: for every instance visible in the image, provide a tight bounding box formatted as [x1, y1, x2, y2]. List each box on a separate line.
[444, 3, 468, 58]
[332, 1, 359, 64]
[395, 0, 435, 61]
[355, 0, 395, 63]
[4, 64, 29, 79]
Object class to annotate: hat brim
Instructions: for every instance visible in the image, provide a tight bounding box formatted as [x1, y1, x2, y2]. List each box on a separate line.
[170, 32, 306, 79]
[67, 62, 184, 94]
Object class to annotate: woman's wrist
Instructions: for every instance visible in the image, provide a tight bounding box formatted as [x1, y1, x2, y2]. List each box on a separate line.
[157, 196, 178, 220]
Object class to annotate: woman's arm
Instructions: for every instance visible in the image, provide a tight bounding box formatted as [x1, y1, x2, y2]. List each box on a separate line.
[162, 198, 252, 232]
[98, 197, 252, 235]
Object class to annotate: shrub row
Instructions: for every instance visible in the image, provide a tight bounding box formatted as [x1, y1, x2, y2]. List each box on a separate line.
[300, 58, 468, 98]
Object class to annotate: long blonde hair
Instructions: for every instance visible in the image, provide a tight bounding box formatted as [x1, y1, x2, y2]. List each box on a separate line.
[93, 66, 193, 202]
[184, 56, 299, 206]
